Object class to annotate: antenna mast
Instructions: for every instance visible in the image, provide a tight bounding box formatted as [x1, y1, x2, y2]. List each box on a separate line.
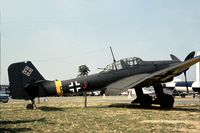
[109, 46, 117, 70]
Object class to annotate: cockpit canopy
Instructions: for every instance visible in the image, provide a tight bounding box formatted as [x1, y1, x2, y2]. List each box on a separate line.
[103, 57, 143, 72]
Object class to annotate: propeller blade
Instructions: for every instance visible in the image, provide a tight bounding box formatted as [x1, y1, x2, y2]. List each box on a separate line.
[183, 71, 189, 94]
[170, 54, 181, 61]
[184, 51, 195, 61]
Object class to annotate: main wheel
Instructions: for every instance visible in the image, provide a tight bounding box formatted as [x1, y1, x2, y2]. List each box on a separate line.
[26, 104, 34, 110]
[140, 94, 152, 108]
[160, 95, 174, 109]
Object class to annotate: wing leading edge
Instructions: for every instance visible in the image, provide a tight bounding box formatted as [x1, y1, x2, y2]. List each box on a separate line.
[105, 55, 200, 95]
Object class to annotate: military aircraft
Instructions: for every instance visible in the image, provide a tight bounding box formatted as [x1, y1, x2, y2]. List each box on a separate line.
[8, 51, 200, 109]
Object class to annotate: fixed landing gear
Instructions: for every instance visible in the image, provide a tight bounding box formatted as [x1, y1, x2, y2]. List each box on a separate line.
[26, 100, 37, 110]
[132, 88, 152, 108]
[159, 94, 174, 109]
[154, 84, 174, 109]
[153, 94, 174, 109]
[132, 86, 174, 109]
[140, 94, 152, 107]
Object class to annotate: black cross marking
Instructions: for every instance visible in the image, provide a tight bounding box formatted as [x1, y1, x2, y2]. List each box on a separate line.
[69, 81, 81, 93]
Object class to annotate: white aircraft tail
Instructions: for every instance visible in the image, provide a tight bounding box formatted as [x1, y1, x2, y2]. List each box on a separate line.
[192, 51, 200, 88]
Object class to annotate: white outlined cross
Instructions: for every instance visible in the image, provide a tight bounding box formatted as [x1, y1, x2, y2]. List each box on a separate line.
[69, 81, 81, 93]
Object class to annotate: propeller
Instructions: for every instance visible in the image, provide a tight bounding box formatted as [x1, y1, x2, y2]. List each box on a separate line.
[183, 71, 189, 94]
[183, 51, 195, 94]
[170, 54, 181, 61]
[184, 51, 195, 61]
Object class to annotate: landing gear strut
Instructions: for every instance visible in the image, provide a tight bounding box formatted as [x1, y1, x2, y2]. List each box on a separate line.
[132, 85, 174, 109]
[159, 94, 174, 109]
[154, 84, 174, 109]
[26, 100, 37, 110]
[131, 87, 152, 108]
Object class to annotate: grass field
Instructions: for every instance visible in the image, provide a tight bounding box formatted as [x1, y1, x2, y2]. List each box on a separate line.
[0, 96, 200, 133]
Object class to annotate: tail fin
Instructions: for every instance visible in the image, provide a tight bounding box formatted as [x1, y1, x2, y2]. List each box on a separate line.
[8, 61, 44, 99]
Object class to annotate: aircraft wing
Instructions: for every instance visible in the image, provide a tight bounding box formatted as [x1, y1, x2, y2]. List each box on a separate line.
[105, 56, 200, 95]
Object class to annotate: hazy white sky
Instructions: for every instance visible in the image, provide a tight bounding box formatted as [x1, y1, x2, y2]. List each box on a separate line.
[1, 0, 200, 84]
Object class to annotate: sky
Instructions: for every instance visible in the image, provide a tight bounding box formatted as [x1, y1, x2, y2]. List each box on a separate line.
[1, 0, 200, 84]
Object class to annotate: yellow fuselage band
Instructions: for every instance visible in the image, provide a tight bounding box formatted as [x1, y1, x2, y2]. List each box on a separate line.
[55, 80, 63, 96]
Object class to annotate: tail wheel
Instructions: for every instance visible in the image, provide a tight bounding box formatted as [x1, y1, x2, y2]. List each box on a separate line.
[160, 95, 174, 109]
[26, 100, 36, 110]
[26, 104, 34, 110]
[140, 94, 152, 108]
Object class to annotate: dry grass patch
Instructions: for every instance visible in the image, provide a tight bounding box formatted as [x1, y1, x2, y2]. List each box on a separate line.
[0, 96, 199, 132]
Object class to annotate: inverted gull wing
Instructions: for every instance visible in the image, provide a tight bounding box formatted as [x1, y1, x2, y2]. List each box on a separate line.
[105, 74, 149, 95]
[105, 56, 200, 95]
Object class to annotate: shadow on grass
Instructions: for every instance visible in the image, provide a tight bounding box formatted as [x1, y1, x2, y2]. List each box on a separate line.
[0, 127, 33, 132]
[38, 106, 66, 112]
[0, 118, 46, 125]
[108, 103, 200, 112]
[34, 104, 199, 113]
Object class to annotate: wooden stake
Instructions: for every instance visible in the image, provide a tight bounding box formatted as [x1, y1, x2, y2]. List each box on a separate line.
[84, 92, 87, 108]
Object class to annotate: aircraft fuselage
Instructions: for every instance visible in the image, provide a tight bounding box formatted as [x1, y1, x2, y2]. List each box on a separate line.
[34, 60, 179, 98]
